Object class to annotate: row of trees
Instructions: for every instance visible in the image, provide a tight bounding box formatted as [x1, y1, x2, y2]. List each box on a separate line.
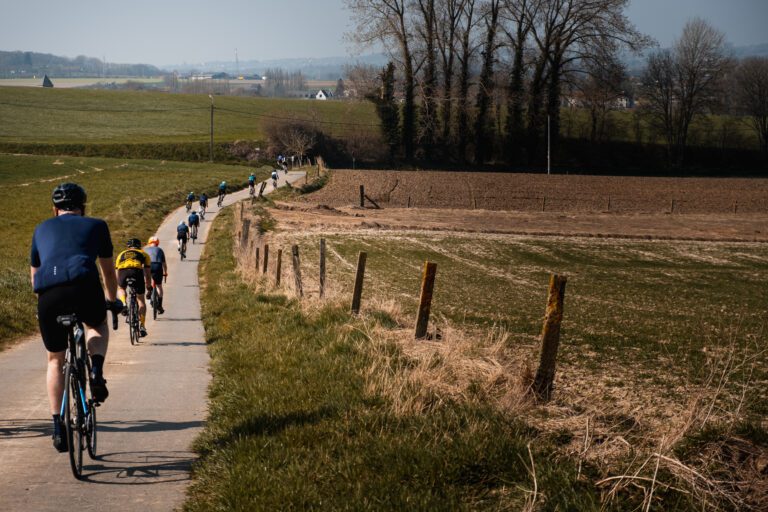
[345, 1, 767, 169]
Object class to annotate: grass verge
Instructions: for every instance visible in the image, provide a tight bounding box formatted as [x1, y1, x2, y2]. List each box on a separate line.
[189, 207, 611, 511]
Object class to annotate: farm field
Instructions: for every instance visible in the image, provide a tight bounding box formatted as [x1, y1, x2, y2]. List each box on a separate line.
[0, 77, 164, 88]
[198, 173, 768, 509]
[0, 153, 269, 348]
[305, 169, 768, 214]
[0, 87, 377, 144]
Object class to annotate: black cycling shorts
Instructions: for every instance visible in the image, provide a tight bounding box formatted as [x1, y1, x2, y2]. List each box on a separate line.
[177, 232, 188, 241]
[118, 268, 147, 295]
[150, 262, 164, 285]
[37, 274, 106, 353]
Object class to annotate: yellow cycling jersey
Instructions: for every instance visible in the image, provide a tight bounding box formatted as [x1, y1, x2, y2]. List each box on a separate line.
[115, 248, 151, 270]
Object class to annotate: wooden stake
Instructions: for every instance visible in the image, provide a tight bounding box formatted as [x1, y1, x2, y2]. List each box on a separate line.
[255, 247, 260, 273]
[542, 196, 546, 212]
[258, 181, 267, 198]
[351, 252, 367, 315]
[291, 245, 303, 297]
[607, 196, 611, 212]
[415, 261, 437, 339]
[275, 248, 282, 287]
[532, 274, 568, 401]
[360, 185, 365, 208]
[241, 219, 251, 247]
[263, 244, 269, 274]
[319, 238, 326, 299]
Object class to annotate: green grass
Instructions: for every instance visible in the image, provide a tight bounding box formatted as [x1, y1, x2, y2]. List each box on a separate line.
[0, 153, 268, 348]
[0, 87, 378, 144]
[190, 208, 611, 511]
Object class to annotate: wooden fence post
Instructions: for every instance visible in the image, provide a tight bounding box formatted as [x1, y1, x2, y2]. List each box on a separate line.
[360, 185, 365, 207]
[319, 238, 326, 299]
[351, 252, 367, 315]
[241, 219, 251, 247]
[291, 245, 303, 297]
[258, 181, 267, 198]
[415, 261, 437, 339]
[275, 248, 282, 287]
[255, 247, 260, 274]
[262, 244, 269, 274]
[532, 274, 568, 401]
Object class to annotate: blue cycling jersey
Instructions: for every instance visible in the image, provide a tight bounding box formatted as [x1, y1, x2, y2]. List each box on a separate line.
[177, 224, 189, 234]
[188, 214, 200, 226]
[30, 215, 113, 293]
[248, 176, 255, 183]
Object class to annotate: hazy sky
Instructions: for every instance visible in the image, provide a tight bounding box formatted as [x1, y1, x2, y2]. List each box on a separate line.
[1, 0, 766, 67]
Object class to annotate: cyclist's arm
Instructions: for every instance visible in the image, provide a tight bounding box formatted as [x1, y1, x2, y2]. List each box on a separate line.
[29, 266, 38, 289]
[97, 257, 118, 302]
[143, 267, 152, 289]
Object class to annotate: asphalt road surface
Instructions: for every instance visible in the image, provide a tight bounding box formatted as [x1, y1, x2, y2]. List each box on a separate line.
[0, 170, 306, 511]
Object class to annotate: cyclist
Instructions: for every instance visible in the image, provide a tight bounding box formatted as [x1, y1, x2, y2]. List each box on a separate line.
[144, 237, 167, 314]
[177, 220, 190, 255]
[248, 172, 256, 195]
[217, 181, 227, 206]
[115, 238, 152, 338]
[30, 183, 121, 452]
[185, 191, 195, 213]
[199, 192, 208, 219]
[271, 169, 279, 188]
[188, 210, 200, 241]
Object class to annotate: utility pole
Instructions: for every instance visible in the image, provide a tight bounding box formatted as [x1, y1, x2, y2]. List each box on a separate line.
[209, 94, 214, 163]
[547, 115, 551, 175]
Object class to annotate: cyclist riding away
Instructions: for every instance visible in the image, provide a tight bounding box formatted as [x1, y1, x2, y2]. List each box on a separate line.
[248, 172, 256, 195]
[217, 181, 227, 206]
[198, 193, 208, 219]
[185, 191, 195, 213]
[144, 237, 167, 314]
[115, 238, 152, 338]
[188, 210, 200, 242]
[30, 183, 121, 452]
[177, 220, 189, 255]
[271, 169, 279, 188]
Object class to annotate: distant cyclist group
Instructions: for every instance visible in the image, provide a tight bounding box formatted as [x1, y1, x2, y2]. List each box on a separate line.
[30, 175, 259, 458]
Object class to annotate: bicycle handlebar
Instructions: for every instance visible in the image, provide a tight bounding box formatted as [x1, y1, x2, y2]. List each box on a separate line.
[106, 300, 123, 331]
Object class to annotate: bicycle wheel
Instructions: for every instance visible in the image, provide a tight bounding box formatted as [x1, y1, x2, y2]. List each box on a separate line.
[129, 297, 138, 345]
[152, 292, 158, 320]
[86, 400, 97, 459]
[64, 364, 85, 479]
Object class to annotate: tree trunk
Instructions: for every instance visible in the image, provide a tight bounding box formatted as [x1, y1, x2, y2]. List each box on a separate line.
[473, 1, 500, 164]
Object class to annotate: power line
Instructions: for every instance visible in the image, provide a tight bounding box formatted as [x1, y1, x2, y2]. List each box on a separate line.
[215, 106, 379, 128]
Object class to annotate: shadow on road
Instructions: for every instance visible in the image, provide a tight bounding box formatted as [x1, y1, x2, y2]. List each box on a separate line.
[81, 450, 195, 485]
[155, 317, 202, 322]
[0, 419, 51, 439]
[97, 419, 203, 433]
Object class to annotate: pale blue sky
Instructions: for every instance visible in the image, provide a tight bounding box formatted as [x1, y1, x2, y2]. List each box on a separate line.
[0, 0, 766, 66]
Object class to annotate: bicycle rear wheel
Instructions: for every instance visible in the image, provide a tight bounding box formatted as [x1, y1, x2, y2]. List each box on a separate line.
[129, 297, 138, 345]
[152, 293, 158, 320]
[64, 364, 85, 479]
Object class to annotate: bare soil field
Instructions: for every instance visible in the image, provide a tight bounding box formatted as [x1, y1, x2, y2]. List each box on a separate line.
[304, 170, 768, 214]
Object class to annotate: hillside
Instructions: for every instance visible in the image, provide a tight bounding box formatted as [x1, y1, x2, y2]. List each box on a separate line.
[0, 50, 163, 78]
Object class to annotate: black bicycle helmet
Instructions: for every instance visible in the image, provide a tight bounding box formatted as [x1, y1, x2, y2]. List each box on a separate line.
[52, 183, 87, 211]
[127, 238, 142, 249]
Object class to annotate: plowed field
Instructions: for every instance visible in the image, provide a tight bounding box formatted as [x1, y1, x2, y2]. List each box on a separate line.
[305, 170, 768, 214]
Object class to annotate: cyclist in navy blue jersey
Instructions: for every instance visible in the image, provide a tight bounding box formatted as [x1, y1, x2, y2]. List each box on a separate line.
[30, 183, 121, 452]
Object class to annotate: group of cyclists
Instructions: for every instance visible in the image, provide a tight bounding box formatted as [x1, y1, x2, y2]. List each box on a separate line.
[30, 175, 259, 453]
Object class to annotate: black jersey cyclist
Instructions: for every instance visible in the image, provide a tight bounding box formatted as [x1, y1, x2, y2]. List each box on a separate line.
[30, 183, 121, 452]
[188, 211, 200, 240]
[199, 193, 208, 218]
[115, 238, 152, 338]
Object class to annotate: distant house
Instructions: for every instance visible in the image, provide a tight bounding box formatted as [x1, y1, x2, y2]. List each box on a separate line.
[315, 89, 333, 100]
[42, 74, 53, 88]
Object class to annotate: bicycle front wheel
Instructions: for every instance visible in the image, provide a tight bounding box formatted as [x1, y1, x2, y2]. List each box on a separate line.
[64, 364, 85, 479]
[86, 400, 97, 459]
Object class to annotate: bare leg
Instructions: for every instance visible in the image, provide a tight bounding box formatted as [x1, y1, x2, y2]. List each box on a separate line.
[85, 320, 109, 358]
[47, 351, 66, 415]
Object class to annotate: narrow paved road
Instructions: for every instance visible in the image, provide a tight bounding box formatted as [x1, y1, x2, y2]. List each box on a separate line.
[0, 171, 306, 511]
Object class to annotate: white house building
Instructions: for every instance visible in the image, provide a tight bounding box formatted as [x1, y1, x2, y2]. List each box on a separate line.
[315, 89, 333, 100]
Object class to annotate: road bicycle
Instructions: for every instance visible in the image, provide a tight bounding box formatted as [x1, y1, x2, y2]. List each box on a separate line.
[217, 193, 225, 207]
[190, 224, 198, 244]
[57, 304, 119, 479]
[199, 203, 207, 220]
[178, 237, 187, 261]
[124, 277, 141, 345]
[249, 183, 255, 196]
[185, 200, 192, 214]
[148, 286, 159, 320]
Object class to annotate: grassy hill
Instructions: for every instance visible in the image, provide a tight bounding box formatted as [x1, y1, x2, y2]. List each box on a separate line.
[0, 87, 378, 144]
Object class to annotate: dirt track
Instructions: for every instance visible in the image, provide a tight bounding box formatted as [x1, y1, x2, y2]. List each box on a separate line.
[273, 202, 768, 242]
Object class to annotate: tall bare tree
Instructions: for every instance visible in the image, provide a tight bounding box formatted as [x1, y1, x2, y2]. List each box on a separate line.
[346, 0, 417, 160]
[415, 0, 439, 159]
[456, 0, 479, 161]
[578, 48, 627, 143]
[435, 0, 467, 144]
[642, 18, 731, 166]
[734, 57, 768, 155]
[474, 0, 502, 163]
